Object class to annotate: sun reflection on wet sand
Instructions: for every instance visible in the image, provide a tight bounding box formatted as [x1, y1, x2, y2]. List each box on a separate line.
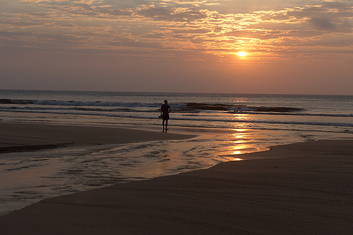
[223, 156, 243, 161]
[231, 143, 255, 155]
[223, 126, 269, 157]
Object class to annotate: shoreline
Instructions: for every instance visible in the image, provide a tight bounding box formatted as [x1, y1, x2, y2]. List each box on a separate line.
[0, 143, 71, 154]
[0, 121, 194, 154]
[1, 139, 353, 234]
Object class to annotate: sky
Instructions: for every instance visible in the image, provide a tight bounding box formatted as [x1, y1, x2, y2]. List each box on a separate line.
[1, 0, 353, 95]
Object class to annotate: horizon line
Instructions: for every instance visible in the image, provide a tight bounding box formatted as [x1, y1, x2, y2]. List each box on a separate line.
[0, 89, 352, 97]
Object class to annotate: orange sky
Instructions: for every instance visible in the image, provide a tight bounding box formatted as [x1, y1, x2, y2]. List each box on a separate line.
[1, 0, 353, 94]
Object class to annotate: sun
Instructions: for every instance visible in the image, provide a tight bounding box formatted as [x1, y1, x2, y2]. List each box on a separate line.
[236, 51, 248, 57]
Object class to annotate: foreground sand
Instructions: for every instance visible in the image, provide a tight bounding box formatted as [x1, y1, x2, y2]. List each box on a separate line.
[0, 122, 191, 153]
[1, 139, 352, 234]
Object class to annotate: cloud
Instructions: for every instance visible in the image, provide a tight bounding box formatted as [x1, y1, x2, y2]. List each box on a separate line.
[287, 1, 353, 32]
[22, 0, 101, 5]
[135, 5, 208, 22]
[1, 0, 352, 60]
[310, 16, 337, 30]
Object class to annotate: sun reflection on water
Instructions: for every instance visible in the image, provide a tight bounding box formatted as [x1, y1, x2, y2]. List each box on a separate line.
[223, 123, 267, 156]
[232, 113, 250, 121]
[230, 143, 255, 155]
[224, 156, 243, 161]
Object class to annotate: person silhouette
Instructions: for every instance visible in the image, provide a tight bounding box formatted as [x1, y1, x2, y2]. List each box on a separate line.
[160, 100, 170, 132]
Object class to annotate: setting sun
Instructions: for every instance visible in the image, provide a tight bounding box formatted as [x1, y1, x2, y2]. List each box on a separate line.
[236, 51, 248, 57]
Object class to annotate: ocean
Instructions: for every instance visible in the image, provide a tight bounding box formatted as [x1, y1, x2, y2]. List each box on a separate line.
[0, 90, 352, 214]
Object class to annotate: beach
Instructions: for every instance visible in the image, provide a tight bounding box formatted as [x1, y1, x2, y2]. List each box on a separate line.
[3, 0, 353, 233]
[0, 122, 196, 215]
[0, 122, 191, 153]
[0, 122, 352, 234]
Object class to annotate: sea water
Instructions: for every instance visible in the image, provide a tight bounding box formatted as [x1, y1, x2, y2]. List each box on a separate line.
[0, 90, 352, 214]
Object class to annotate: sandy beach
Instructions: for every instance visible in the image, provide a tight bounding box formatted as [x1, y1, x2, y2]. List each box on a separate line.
[0, 122, 192, 153]
[0, 123, 352, 234]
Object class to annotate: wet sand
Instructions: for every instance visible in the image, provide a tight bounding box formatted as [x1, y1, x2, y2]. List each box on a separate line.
[1, 136, 353, 234]
[0, 122, 192, 153]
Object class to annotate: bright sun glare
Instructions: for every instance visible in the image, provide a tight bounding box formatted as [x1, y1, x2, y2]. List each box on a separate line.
[236, 51, 248, 57]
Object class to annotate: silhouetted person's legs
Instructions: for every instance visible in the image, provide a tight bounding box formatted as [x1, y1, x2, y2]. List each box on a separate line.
[161, 100, 170, 133]
[162, 119, 168, 132]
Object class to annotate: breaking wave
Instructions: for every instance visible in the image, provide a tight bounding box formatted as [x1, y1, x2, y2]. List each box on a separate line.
[1, 108, 353, 128]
